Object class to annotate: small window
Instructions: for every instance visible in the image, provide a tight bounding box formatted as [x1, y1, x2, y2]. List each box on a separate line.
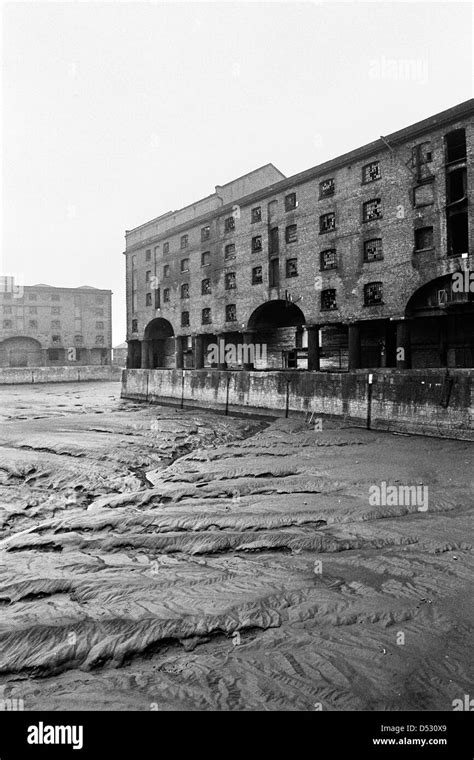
[225, 304, 237, 322]
[52, 335, 61, 344]
[51, 294, 60, 302]
[201, 278, 211, 295]
[364, 238, 383, 262]
[362, 199, 382, 222]
[154, 287, 160, 309]
[181, 258, 189, 272]
[181, 311, 190, 327]
[96, 296, 104, 305]
[251, 206, 262, 223]
[3, 319, 12, 328]
[252, 235, 262, 252]
[180, 234, 188, 249]
[362, 161, 381, 183]
[224, 216, 235, 232]
[163, 288, 170, 302]
[74, 334, 83, 343]
[95, 308, 104, 316]
[225, 272, 236, 290]
[319, 178, 335, 198]
[320, 249, 337, 270]
[252, 266, 263, 285]
[286, 258, 298, 278]
[412, 141, 432, 166]
[163, 242, 170, 254]
[29, 294, 37, 301]
[285, 224, 297, 243]
[163, 264, 170, 277]
[321, 289, 337, 311]
[201, 251, 211, 267]
[319, 212, 336, 233]
[413, 183, 434, 207]
[95, 335, 105, 345]
[201, 307, 212, 325]
[181, 283, 189, 299]
[48, 349, 59, 360]
[145, 293, 152, 306]
[224, 243, 235, 260]
[131, 319, 138, 332]
[29, 320, 38, 329]
[364, 282, 383, 306]
[414, 226, 434, 251]
[145, 270, 151, 282]
[29, 306, 37, 314]
[51, 306, 60, 314]
[145, 249, 151, 261]
[3, 306, 12, 314]
[285, 193, 297, 211]
[51, 320, 61, 328]
[201, 225, 210, 242]
[445, 129, 466, 163]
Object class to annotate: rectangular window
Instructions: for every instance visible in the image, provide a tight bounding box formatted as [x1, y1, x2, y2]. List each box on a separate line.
[319, 178, 335, 198]
[154, 287, 160, 309]
[52, 335, 61, 344]
[286, 258, 298, 278]
[51, 320, 61, 328]
[163, 264, 170, 277]
[269, 227, 279, 255]
[29, 320, 37, 329]
[145, 270, 151, 282]
[74, 335, 83, 344]
[225, 272, 236, 290]
[252, 266, 263, 285]
[364, 238, 383, 262]
[320, 249, 337, 270]
[224, 243, 236, 260]
[362, 199, 382, 222]
[180, 234, 188, 249]
[48, 349, 59, 360]
[445, 129, 466, 163]
[269, 258, 279, 288]
[3, 306, 12, 314]
[224, 216, 235, 232]
[412, 141, 432, 166]
[181, 283, 189, 299]
[201, 225, 210, 241]
[29, 306, 37, 314]
[319, 212, 336, 233]
[181, 258, 189, 272]
[285, 224, 297, 243]
[145, 293, 152, 306]
[163, 288, 170, 302]
[29, 294, 37, 301]
[3, 320, 12, 328]
[414, 226, 434, 251]
[163, 242, 170, 254]
[95, 308, 104, 316]
[364, 282, 383, 305]
[225, 304, 237, 322]
[131, 319, 138, 332]
[51, 294, 60, 302]
[413, 183, 434, 207]
[51, 307, 60, 314]
[362, 161, 381, 183]
[321, 289, 337, 311]
[201, 307, 211, 325]
[285, 193, 297, 211]
[95, 335, 105, 345]
[96, 321, 104, 329]
[251, 206, 262, 223]
[201, 278, 211, 295]
[145, 249, 151, 261]
[201, 251, 211, 266]
[181, 311, 190, 327]
[252, 235, 262, 252]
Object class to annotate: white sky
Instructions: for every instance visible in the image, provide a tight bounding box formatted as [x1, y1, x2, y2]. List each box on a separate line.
[2, 1, 473, 344]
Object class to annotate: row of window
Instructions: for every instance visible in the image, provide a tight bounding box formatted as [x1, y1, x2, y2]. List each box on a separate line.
[1, 318, 105, 329]
[2, 306, 105, 317]
[0, 324, 106, 343]
[0, 294, 105, 304]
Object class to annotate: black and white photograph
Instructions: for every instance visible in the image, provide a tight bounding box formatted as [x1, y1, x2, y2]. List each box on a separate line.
[0, 0, 473, 751]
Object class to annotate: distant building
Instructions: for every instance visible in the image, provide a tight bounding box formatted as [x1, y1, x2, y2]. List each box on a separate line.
[112, 342, 127, 367]
[124, 100, 473, 371]
[0, 281, 112, 367]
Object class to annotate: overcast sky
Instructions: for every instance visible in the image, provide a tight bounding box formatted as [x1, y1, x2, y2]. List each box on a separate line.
[2, 1, 472, 344]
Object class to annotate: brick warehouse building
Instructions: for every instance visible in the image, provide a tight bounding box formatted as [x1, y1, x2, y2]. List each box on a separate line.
[0, 281, 112, 367]
[124, 99, 473, 373]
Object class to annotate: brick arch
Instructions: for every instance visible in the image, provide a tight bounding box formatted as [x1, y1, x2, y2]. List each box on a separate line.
[0, 336, 43, 367]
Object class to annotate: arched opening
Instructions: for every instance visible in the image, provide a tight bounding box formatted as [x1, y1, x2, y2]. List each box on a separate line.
[0, 337, 43, 367]
[247, 300, 306, 369]
[405, 273, 474, 367]
[143, 318, 175, 369]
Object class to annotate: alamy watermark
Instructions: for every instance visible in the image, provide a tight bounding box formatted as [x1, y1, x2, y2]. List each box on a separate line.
[369, 481, 428, 512]
[368, 56, 429, 85]
[207, 340, 267, 366]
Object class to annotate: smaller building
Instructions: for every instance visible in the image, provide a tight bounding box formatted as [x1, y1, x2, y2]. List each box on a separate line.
[0, 280, 112, 367]
[112, 342, 128, 367]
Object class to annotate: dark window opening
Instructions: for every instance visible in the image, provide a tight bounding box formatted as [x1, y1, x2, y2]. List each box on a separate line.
[201, 278, 211, 295]
[181, 283, 189, 299]
[154, 287, 160, 309]
[225, 272, 236, 290]
[201, 308, 211, 325]
[180, 235, 188, 249]
[181, 311, 190, 327]
[163, 242, 169, 254]
[285, 224, 297, 243]
[319, 178, 334, 198]
[201, 225, 210, 241]
[252, 235, 262, 252]
[447, 212, 469, 256]
[447, 167, 467, 204]
[445, 129, 466, 163]
[321, 289, 337, 311]
[364, 282, 383, 306]
[286, 258, 298, 278]
[414, 226, 434, 251]
[146, 250, 151, 261]
[163, 264, 170, 277]
[145, 270, 151, 282]
[48, 349, 59, 361]
[181, 258, 189, 272]
[145, 293, 152, 306]
[320, 249, 337, 270]
[269, 227, 279, 254]
[269, 258, 280, 288]
[163, 288, 170, 302]
[224, 216, 235, 232]
[201, 251, 210, 266]
[362, 198, 382, 222]
[285, 193, 297, 211]
[225, 304, 237, 322]
[251, 207, 262, 223]
[225, 244, 235, 260]
[131, 319, 138, 332]
[252, 266, 263, 285]
[364, 238, 383, 262]
[362, 161, 381, 183]
[319, 212, 336, 233]
[52, 335, 61, 344]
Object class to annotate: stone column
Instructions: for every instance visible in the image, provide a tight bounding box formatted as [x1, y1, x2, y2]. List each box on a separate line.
[141, 340, 150, 369]
[348, 323, 361, 370]
[175, 336, 185, 369]
[306, 324, 320, 371]
[242, 330, 255, 370]
[194, 335, 205, 369]
[396, 321, 411, 369]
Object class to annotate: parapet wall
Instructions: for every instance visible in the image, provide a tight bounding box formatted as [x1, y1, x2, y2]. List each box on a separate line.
[0, 365, 122, 385]
[122, 368, 474, 440]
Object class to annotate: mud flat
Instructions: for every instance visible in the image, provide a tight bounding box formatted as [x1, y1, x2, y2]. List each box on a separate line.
[0, 381, 472, 711]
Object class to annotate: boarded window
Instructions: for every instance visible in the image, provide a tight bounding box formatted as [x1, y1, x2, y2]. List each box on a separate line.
[252, 235, 262, 252]
[225, 304, 237, 322]
[362, 199, 382, 222]
[319, 178, 335, 198]
[285, 193, 297, 211]
[320, 249, 337, 270]
[181, 283, 189, 299]
[362, 161, 381, 183]
[225, 243, 236, 260]
[251, 207, 262, 223]
[286, 258, 298, 278]
[319, 213, 336, 233]
[252, 266, 263, 285]
[285, 224, 297, 243]
[163, 288, 170, 302]
[225, 272, 236, 289]
[364, 238, 383, 261]
[201, 308, 211, 325]
[224, 216, 235, 232]
[364, 282, 383, 305]
[321, 289, 337, 310]
[414, 226, 434, 250]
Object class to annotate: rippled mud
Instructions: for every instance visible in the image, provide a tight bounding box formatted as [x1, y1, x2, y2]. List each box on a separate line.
[0, 381, 472, 711]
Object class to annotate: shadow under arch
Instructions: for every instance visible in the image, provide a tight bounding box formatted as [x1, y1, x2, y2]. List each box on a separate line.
[246, 299, 307, 369]
[143, 317, 175, 368]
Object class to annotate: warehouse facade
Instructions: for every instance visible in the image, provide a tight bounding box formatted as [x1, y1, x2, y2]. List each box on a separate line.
[0, 281, 112, 367]
[124, 100, 473, 372]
